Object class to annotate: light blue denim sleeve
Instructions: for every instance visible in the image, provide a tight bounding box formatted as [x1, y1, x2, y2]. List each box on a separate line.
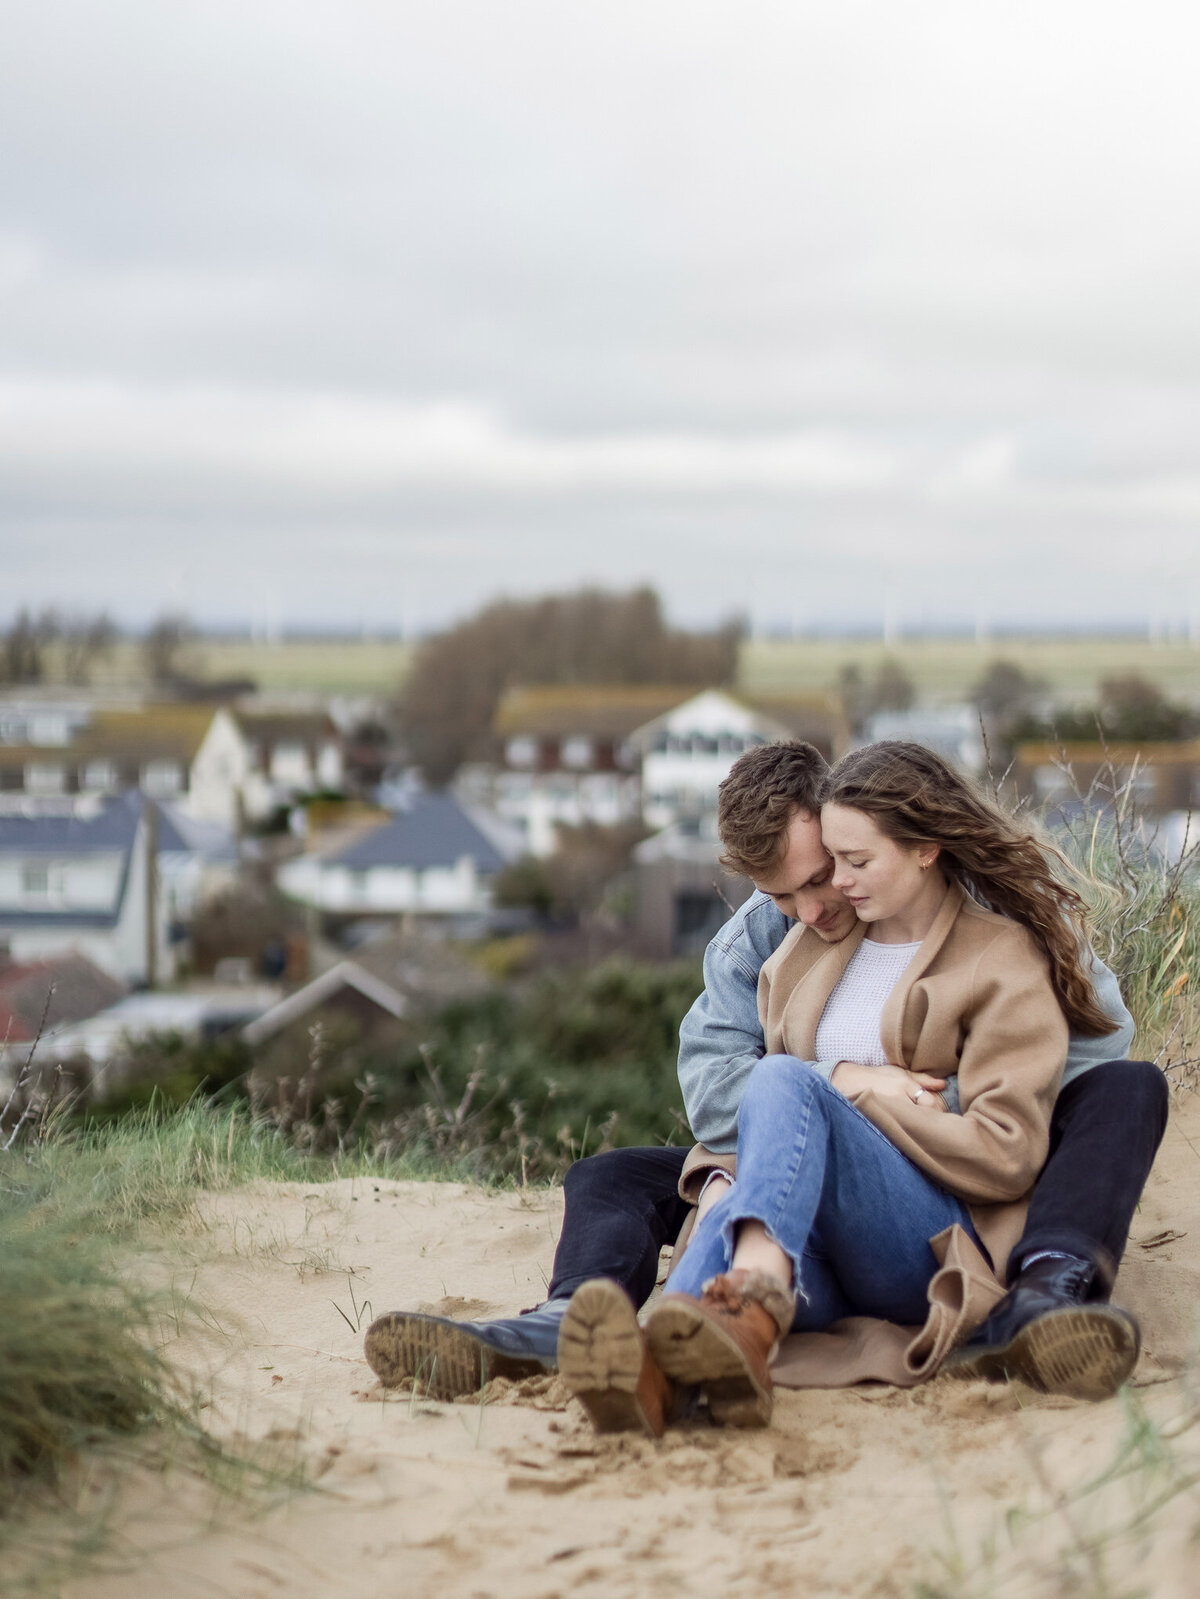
[1061, 953, 1135, 1087]
[676, 893, 791, 1153]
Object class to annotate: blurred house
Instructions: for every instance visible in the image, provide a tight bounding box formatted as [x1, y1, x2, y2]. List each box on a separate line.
[234, 708, 345, 820]
[631, 817, 754, 959]
[465, 684, 847, 856]
[858, 708, 987, 775]
[0, 703, 251, 831]
[154, 801, 241, 955]
[462, 685, 686, 855]
[0, 793, 173, 984]
[0, 947, 127, 1049]
[275, 789, 521, 922]
[29, 985, 280, 1080]
[630, 689, 848, 831]
[242, 960, 408, 1049]
[1013, 740, 1200, 817]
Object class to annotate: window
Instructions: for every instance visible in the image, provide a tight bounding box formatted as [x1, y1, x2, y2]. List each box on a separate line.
[25, 762, 66, 794]
[82, 759, 119, 792]
[21, 864, 50, 897]
[20, 862, 64, 900]
[561, 736, 593, 769]
[142, 760, 183, 797]
[506, 736, 539, 769]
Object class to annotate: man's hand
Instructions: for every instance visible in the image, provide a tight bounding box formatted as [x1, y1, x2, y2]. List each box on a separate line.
[831, 1061, 949, 1110]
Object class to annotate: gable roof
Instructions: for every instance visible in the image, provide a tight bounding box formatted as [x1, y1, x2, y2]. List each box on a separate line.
[0, 951, 128, 1043]
[328, 791, 512, 873]
[242, 960, 408, 1046]
[0, 706, 221, 772]
[493, 685, 702, 740]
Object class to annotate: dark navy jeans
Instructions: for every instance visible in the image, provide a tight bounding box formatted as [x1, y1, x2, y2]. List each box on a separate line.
[545, 1058, 1168, 1304]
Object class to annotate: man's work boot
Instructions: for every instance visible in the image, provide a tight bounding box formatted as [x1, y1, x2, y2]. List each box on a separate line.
[363, 1300, 566, 1398]
[556, 1280, 675, 1438]
[644, 1269, 795, 1428]
[945, 1255, 1140, 1401]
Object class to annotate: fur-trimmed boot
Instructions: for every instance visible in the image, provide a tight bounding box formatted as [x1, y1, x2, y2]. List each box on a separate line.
[644, 1269, 796, 1428]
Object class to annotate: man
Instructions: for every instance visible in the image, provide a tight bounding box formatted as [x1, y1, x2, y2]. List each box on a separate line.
[365, 741, 1168, 1430]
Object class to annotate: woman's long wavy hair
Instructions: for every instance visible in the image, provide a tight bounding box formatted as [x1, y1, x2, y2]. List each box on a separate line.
[821, 741, 1115, 1036]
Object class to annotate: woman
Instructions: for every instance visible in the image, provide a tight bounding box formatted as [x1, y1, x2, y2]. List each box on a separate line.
[644, 740, 1117, 1425]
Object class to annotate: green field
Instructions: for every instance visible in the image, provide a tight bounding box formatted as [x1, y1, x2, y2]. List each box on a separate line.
[739, 636, 1200, 704]
[76, 637, 415, 697]
[42, 632, 1200, 702]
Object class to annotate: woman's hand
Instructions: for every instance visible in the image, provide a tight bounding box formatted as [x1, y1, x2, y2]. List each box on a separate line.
[831, 1061, 948, 1110]
[696, 1171, 733, 1220]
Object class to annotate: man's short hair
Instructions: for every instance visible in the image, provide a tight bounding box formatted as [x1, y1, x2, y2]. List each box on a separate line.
[717, 740, 830, 879]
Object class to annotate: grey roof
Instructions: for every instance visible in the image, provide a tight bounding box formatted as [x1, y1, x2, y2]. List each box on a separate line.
[155, 801, 238, 862]
[0, 792, 142, 855]
[332, 791, 511, 873]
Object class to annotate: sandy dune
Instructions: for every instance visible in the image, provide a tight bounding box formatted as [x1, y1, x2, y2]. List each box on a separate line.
[50, 1089, 1200, 1599]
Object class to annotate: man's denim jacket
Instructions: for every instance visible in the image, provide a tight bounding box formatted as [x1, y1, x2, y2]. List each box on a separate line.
[677, 891, 1136, 1154]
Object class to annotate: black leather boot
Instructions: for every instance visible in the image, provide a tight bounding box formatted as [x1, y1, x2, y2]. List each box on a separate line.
[944, 1255, 1140, 1401]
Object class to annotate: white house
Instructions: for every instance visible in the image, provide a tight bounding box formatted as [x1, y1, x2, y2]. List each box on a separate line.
[234, 710, 345, 821]
[629, 689, 848, 831]
[461, 685, 684, 857]
[0, 703, 253, 834]
[0, 793, 173, 984]
[276, 790, 520, 919]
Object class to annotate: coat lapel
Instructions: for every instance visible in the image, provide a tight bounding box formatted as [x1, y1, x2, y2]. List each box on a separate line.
[768, 920, 867, 1058]
[879, 882, 964, 1066]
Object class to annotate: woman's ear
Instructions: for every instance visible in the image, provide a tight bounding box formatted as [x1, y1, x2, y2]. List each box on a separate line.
[918, 844, 941, 871]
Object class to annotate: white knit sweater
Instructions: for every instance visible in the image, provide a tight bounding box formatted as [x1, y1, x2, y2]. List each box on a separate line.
[813, 937, 922, 1067]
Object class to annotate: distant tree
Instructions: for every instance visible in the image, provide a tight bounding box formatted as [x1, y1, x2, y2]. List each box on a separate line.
[835, 664, 867, 735]
[398, 587, 742, 783]
[1096, 674, 1193, 741]
[835, 656, 916, 734]
[972, 659, 1045, 732]
[1, 608, 59, 684]
[1009, 670, 1196, 746]
[142, 613, 200, 686]
[59, 611, 118, 684]
[868, 657, 916, 715]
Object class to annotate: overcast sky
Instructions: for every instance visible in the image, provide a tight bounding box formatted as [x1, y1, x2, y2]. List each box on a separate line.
[2, 1, 1198, 635]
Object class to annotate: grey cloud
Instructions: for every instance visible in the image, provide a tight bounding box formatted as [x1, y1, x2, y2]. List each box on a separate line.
[1, 1, 1199, 629]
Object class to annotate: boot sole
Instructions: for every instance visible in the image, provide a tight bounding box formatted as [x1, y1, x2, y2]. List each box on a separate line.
[645, 1300, 772, 1428]
[557, 1280, 660, 1437]
[363, 1312, 551, 1400]
[946, 1305, 1139, 1401]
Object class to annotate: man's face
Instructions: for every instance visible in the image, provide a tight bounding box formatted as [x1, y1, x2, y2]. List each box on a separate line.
[751, 808, 859, 942]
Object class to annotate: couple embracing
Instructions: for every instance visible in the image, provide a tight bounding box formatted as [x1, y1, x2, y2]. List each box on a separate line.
[365, 739, 1167, 1432]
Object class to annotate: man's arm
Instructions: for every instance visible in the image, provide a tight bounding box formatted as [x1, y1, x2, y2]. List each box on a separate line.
[676, 893, 790, 1153]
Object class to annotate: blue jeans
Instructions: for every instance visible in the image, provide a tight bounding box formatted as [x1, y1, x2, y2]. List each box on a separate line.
[667, 1056, 977, 1330]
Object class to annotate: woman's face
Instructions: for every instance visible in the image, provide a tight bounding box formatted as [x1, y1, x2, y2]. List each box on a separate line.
[820, 803, 937, 931]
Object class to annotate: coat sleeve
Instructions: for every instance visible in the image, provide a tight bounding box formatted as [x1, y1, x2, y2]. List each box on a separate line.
[849, 927, 1068, 1204]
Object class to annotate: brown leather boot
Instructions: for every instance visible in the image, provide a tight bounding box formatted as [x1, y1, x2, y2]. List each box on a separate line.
[557, 1280, 675, 1438]
[645, 1269, 795, 1428]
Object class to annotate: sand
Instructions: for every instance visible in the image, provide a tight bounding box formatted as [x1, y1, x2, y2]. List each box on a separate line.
[43, 1090, 1200, 1599]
